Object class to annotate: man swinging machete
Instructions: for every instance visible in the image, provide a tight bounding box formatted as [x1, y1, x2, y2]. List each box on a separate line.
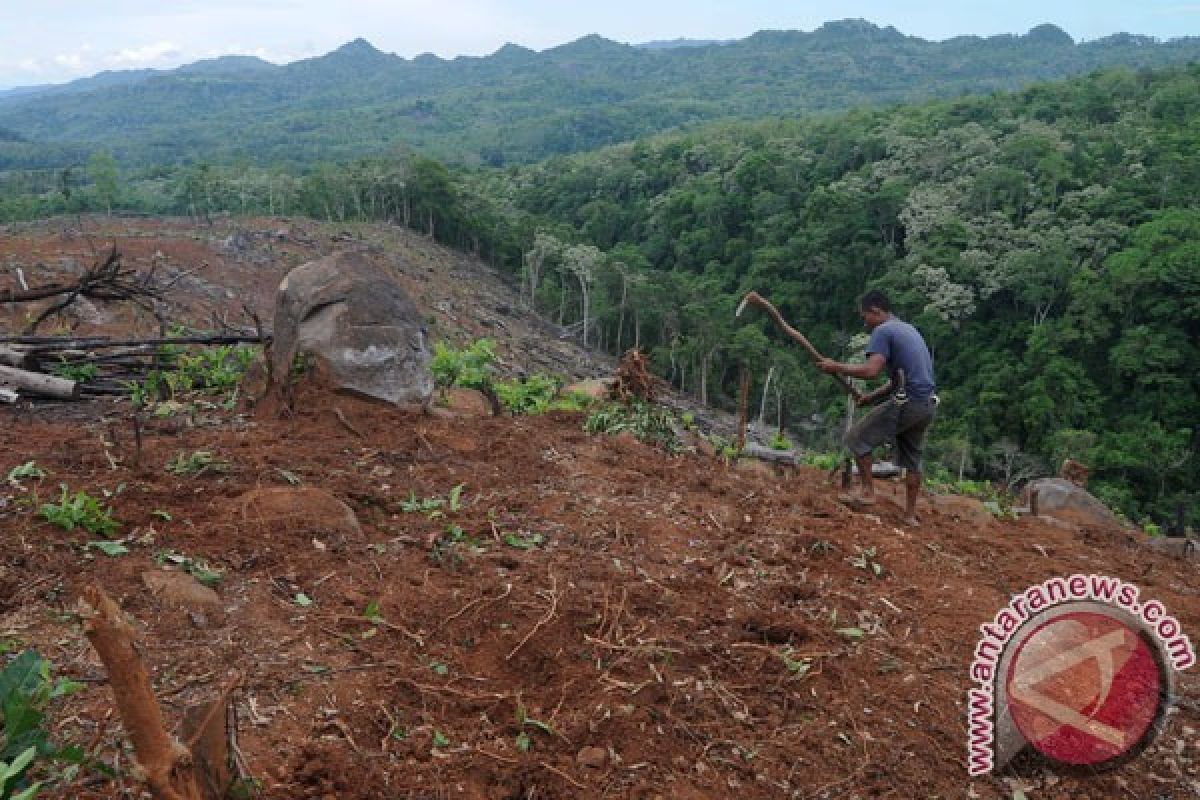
[737, 288, 937, 527]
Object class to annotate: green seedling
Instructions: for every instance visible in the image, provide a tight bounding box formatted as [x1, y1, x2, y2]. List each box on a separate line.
[155, 550, 223, 587]
[87, 541, 129, 557]
[779, 647, 813, 678]
[769, 431, 794, 451]
[516, 705, 555, 737]
[166, 450, 230, 476]
[849, 546, 883, 577]
[39, 485, 120, 537]
[6, 462, 45, 486]
[448, 484, 465, 513]
[502, 530, 544, 550]
[48, 357, 98, 383]
[400, 490, 444, 515]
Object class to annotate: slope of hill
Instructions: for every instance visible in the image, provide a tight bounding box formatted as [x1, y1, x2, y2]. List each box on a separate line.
[0, 215, 1196, 799]
[2, 20, 1200, 167]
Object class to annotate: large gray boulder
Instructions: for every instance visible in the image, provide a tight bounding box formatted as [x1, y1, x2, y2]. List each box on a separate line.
[269, 251, 432, 407]
[1027, 477, 1125, 530]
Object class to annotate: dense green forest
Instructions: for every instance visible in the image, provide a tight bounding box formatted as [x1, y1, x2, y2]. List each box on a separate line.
[1, 63, 1197, 528]
[3, 21, 1200, 168]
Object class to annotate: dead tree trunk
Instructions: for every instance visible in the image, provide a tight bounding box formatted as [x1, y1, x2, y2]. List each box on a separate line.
[0, 365, 78, 399]
[81, 586, 227, 800]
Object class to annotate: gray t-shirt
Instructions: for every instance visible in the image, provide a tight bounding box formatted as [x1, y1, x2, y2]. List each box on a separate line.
[866, 317, 936, 400]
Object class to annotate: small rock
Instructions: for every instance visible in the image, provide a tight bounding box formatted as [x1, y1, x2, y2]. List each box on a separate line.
[142, 570, 224, 628]
[576, 746, 608, 769]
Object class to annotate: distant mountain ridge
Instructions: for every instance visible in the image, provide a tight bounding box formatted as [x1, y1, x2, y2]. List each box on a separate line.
[1, 19, 1198, 169]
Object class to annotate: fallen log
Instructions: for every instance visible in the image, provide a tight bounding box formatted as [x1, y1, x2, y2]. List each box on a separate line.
[0, 345, 29, 368]
[0, 364, 78, 399]
[742, 442, 798, 465]
[12, 334, 268, 350]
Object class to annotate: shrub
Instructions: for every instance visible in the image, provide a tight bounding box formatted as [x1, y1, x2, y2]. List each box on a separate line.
[584, 401, 680, 452]
[430, 339, 497, 391]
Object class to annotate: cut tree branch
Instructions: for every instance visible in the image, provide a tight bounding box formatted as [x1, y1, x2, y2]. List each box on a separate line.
[80, 585, 229, 800]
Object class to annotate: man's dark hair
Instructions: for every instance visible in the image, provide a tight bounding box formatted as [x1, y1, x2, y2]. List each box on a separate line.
[859, 289, 891, 313]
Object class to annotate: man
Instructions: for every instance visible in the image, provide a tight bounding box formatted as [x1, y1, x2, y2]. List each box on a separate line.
[817, 290, 937, 526]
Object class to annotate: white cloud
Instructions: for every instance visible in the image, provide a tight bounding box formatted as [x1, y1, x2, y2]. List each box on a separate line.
[17, 59, 42, 74]
[106, 40, 182, 66]
[54, 53, 85, 69]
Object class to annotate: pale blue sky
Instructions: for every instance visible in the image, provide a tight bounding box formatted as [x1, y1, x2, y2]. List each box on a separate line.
[2, 1, 1198, 89]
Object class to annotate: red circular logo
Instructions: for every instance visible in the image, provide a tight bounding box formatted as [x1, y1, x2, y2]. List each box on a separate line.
[1004, 611, 1165, 766]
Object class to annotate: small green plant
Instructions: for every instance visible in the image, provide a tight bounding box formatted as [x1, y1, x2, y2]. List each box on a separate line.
[515, 705, 555, 738]
[778, 647, 812, 678]
[502, 530, 545, 550]
[166, 450, 231, 476]
[848, 546, 883, 577]
[769, 431, 794, 451]
[431, 731, 450, 749]
[401, 485, 465, 518]
[5, 462, 45, 486]
[495, 374, 559, 415]
[1143, 521, 1163, 537]
[126, 343, 258, 409]
[704, 433, 739, 460]
[0, 650, 86, 799]
[801, 452, 841, 470]
[155, 551, 223, 587]
[982, 500, 1018, 521]
[47, 358, 98, 384]
[399, 490, 445, 515]
[584, 401, 680, 452]
[548, 389, 596, 413]
[86, 540, 129, 558]
[514, 732, 532, 753]
[447, 484, 464, 513]
[39, 485, 120, 537]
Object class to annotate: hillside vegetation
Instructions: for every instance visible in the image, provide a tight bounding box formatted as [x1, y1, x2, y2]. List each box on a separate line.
[2, 21, 1200, 168]
[1, 59, 1196, 527]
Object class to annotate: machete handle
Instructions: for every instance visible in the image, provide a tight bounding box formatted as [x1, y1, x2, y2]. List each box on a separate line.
[736, 291, 858, 398]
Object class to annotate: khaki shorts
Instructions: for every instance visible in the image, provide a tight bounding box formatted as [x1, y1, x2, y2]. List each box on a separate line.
[844, 397, 936, 472]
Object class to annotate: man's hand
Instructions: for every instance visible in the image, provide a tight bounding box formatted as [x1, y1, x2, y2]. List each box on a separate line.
[817, 358, 841, 375]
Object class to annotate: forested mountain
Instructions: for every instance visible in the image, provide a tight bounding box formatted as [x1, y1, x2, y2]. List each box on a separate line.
[471, 64, 1200, 527]
[3, 20, 1200, 169]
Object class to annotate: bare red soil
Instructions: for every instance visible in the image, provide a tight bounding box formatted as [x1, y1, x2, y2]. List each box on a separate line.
[1, 217, 1197, 799]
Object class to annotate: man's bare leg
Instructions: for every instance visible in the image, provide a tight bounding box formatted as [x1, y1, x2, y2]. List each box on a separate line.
[855, 454, 875, 500]
[904, 469, 922, 525]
